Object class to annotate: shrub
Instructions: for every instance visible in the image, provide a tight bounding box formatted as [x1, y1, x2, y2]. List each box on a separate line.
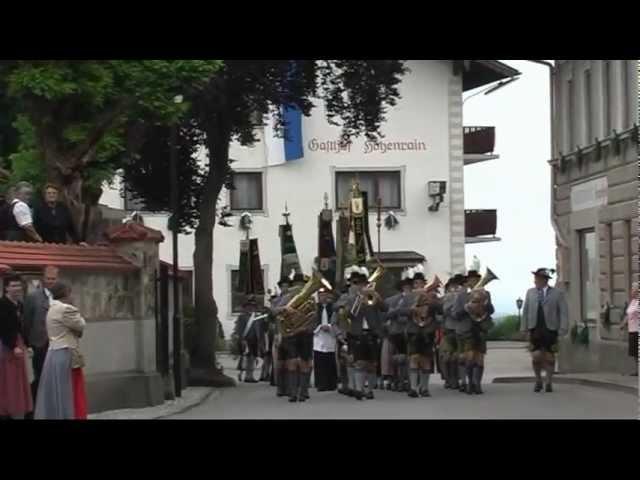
[487, 315, 521, 341]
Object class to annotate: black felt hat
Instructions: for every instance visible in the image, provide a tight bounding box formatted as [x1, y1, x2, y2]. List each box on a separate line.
[412, 272, 426, 282]
[452, 274, 467, 285]
[532, 268, 555, 279]
[291, 273, 306, 284]
[466, 270, 481, 279]
[277, 276, 292, 287]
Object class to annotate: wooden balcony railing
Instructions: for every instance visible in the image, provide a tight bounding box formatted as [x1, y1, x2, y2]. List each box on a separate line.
[465, 209, 497, 237]
[464, 126, 495, 155]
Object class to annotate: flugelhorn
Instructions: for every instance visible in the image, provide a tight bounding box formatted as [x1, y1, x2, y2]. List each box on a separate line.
[351, 264, 385, 316]
[424, 275, 442, 293]
[472, 267, 499, 290]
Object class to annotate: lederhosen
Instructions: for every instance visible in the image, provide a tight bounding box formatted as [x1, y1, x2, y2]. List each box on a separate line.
[283, 330, 314, 361]
[407, 322, 436, 358]
[440, 292, 458, 355]
[529, 301, 558, 354]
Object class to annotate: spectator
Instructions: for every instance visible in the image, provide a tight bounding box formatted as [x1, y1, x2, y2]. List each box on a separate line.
[0, 274, 33, 419]
[1, 181, 43, 242]
[33, 183, 86, 245]
[35, 282, 87, 420]
[22, 266, 59, 417]
[620, 282, 638, 376]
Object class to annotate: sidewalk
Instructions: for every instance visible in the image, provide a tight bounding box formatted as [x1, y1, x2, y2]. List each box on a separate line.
[88, 387, 217, 420]
[493, 372, 638, 395]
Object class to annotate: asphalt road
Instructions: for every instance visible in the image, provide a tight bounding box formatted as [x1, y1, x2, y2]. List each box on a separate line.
[168, 343, 637, 420]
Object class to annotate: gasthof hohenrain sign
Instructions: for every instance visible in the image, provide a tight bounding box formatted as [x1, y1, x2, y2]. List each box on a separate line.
[307, 138, 427, 155]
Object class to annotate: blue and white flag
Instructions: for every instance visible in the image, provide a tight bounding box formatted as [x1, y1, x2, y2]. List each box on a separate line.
[265, 105, 304, 167]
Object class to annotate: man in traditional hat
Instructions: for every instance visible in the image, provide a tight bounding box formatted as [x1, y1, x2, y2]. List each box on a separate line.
[440, 274, 466, 389]
[521, 268, 569, 393]
[233, 296, 266, 383]
[453, 287, 494, 394]
[384, 277, 413, 391]
[335, 268, 387, 400]
[406, 290, 441, 397]
[452, 270, 495, 393]
[279, 273, 316, 402]
[334, 268, 365, 397]
[271, 276, 293, 396]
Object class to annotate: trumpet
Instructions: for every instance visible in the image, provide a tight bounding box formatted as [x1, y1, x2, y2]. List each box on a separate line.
[424, 275, 442, 294]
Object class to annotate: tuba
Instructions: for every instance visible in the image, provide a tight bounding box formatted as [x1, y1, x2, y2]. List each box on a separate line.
[277, 270, 332, 337]
[471, 267, 499, 291]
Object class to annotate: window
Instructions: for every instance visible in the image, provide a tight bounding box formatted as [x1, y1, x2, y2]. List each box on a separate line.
[567, 79, 574, 151]
[230, 172, 263, 211]
[584, 69, 592, 145]
[230, 269, 266, 314]
[335, 171, 402, 211]
[579, 229, 598, 323]
[603, 61, 612, 136]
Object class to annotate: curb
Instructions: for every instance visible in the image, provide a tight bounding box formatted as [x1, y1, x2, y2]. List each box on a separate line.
[156, 389, 219, 419]
[492, 376, 638, 395]
[89, 388, 218, 420]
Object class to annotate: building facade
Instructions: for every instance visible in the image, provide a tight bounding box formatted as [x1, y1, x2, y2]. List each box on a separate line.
[100, 60, 517, 337]
[549, 60, 638, 374]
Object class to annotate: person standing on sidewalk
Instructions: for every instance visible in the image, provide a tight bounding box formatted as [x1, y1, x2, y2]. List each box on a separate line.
[521, 268, 569, 393]
[620, 282, 638, 376]
[0, 274, 33, 419]
[22, 265, 59, 418]
[35, 282, 87, 419]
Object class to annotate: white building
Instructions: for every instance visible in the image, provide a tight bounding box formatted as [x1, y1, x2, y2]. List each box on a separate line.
[100, 60, 519, 337]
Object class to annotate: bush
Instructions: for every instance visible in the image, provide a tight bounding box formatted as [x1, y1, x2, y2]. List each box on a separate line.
[487, 315, 522, 341]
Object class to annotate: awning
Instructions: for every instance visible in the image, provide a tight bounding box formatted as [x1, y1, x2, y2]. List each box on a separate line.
[456, 60, 521, 91]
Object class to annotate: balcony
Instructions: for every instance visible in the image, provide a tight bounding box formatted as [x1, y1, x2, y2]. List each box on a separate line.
[464, 126, 499, 165]
[465, 209, 501, 244]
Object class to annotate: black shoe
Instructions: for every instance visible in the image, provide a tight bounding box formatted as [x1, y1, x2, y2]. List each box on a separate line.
[459, 384, 467, 393]
[475, 385, 483, 395]
[466, 384, 474, 395]
[299, 396, 307, 402]
[534, 382, 543, 393]
[277, 391, 288, 397]
[244, 378, 258, 383]
[545, 384, 553, 393]
[289, 396, 298, 403]
[420, 389, 431, 397]
[354, 391, 364, 401]
[408, 390, 419, 398]
[366, 391, 374, 400]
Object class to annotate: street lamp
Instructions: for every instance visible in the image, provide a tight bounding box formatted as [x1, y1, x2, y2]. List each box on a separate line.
[171, 94, 183, 398]
[463, 76, 521, 104]
[516, 297, 524, 324]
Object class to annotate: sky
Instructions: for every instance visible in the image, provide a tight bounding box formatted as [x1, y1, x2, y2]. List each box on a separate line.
[463, 60, 555, 316]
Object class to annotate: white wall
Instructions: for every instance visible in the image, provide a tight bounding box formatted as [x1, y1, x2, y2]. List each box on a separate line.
[100, 60, 461, 337]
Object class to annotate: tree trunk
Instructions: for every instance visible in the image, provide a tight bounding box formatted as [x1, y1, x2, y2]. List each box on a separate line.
[187, 128, 235, 388]
[43, 150, 86, 233]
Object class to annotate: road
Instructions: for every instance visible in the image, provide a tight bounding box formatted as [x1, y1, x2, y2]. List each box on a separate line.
[167, 343, 637, 420]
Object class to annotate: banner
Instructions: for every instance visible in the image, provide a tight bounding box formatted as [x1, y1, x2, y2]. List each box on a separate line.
[239, 238, 265, 295]
[317, 208, 337, 288]
[279, 223, 302, 279]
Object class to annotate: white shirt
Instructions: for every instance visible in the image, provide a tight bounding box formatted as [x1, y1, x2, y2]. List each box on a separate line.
[313, 304, 336, 353]
[12, 200, 33, 227]
[44, 288, 52, 301]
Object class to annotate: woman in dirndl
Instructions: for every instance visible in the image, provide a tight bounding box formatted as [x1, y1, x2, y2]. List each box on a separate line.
[35, 282, 87, 420]
[0, 273, 33, 419]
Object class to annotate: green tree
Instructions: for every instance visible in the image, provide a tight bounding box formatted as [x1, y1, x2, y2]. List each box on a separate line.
[127, 60, 408, 386]
[0, 60, 222, 234]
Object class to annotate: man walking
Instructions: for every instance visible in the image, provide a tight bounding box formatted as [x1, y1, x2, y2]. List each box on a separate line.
[520, 268, 569, 393]
[22, 266, 59, 418]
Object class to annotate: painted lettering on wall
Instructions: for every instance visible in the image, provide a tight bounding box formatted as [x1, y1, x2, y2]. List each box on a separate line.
[307, 138, 427, 154]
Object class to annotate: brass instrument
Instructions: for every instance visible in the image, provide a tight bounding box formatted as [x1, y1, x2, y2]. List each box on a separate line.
[424, 274, 442, 293]
[277, 270, 332, 337]
[471, 267, 499, 291]
[352, 264, 386, 316]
